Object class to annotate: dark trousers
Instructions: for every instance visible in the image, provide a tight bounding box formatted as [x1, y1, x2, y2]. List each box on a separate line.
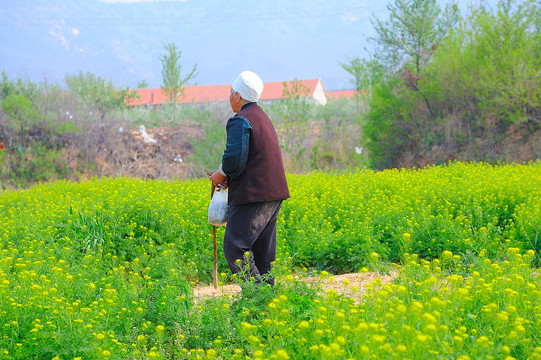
[223, 200, 283, 286]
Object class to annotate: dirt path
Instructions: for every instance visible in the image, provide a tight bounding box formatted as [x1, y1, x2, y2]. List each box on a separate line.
[193, 272, 397, 300]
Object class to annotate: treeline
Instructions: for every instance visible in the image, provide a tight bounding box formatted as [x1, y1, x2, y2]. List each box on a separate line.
[0, 71, 140, 188]
[342, 0, 540, 169]
[0, 70, 365, 189]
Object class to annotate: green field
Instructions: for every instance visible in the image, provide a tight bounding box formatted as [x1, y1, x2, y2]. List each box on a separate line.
[0, 161, 540, 359]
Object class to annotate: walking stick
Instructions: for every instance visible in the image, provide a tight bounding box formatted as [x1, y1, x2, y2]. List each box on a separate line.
[210, 184, 218, 290]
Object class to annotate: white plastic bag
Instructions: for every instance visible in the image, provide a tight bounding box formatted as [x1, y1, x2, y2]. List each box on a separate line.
[208, 188, 229, 226]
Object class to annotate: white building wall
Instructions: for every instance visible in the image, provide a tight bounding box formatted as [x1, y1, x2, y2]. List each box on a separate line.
[312, 80, 327, 106]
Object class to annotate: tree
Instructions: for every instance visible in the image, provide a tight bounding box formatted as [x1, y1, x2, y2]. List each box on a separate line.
[458, 0, 541, 124]
[160, 43, 197, 123]
[340, 57, 366, 92]
[370, 0, 459, 78]
[137, 79, 149, 89]
[64, 71, 135, 120]
[281, 79, 310, 99]
[340, 57, 385, 93]
[0, 72, 39, 103]
[2, 93, 39, 147]
[342, 0, 459, 111]
[370, 0, 458, 119]
[0, 71, 16, 100]
[349, 0, 459, 169]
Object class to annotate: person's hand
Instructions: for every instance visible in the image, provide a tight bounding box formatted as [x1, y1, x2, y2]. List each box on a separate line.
[209, 171, 227, 189]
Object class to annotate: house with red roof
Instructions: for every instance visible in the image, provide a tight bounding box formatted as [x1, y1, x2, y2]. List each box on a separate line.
[127, 79, 330, 107]
[326, 89, 358, 99]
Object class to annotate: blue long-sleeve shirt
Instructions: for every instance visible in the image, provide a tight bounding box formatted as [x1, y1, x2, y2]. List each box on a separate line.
[221, 106, 253, 179]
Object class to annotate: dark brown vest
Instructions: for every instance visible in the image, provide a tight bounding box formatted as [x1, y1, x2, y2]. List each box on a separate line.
[228, 103, 290, 205]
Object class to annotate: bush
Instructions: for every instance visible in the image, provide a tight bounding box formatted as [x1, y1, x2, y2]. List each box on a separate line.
[358, 0, 541, 170]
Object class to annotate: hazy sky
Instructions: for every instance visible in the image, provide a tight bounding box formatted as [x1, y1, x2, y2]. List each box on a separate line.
[1, 0, 499, 90]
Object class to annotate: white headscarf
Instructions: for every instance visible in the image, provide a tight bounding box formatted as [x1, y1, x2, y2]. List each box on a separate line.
[232, 71, 264, 102]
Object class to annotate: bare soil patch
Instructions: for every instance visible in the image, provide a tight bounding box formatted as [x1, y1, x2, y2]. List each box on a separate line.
[193, 272, 397, 301]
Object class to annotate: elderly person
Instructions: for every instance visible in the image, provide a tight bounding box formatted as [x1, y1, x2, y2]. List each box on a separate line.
[209, 71, 290, 286]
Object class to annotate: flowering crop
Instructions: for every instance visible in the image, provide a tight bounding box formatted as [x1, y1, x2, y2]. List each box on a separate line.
[0, 161, 539, 359]
[281, 161, 541, 271]
[242, 248, 541, 360]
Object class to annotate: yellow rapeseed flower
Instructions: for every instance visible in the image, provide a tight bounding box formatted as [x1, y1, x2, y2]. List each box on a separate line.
[397, 344, 407, 352]
[206, 348, 217, 359]
[298, 321, 309, 329]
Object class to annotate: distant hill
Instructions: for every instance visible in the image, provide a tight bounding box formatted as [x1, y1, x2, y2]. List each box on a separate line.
[0, 0, 392, 91]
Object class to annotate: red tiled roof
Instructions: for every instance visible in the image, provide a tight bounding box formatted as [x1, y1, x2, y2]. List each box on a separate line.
[260, 79, 321, 100]
[127, 79, 323, 106]
[326, 90, 357, 99]
[127, 84, 230, 106]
